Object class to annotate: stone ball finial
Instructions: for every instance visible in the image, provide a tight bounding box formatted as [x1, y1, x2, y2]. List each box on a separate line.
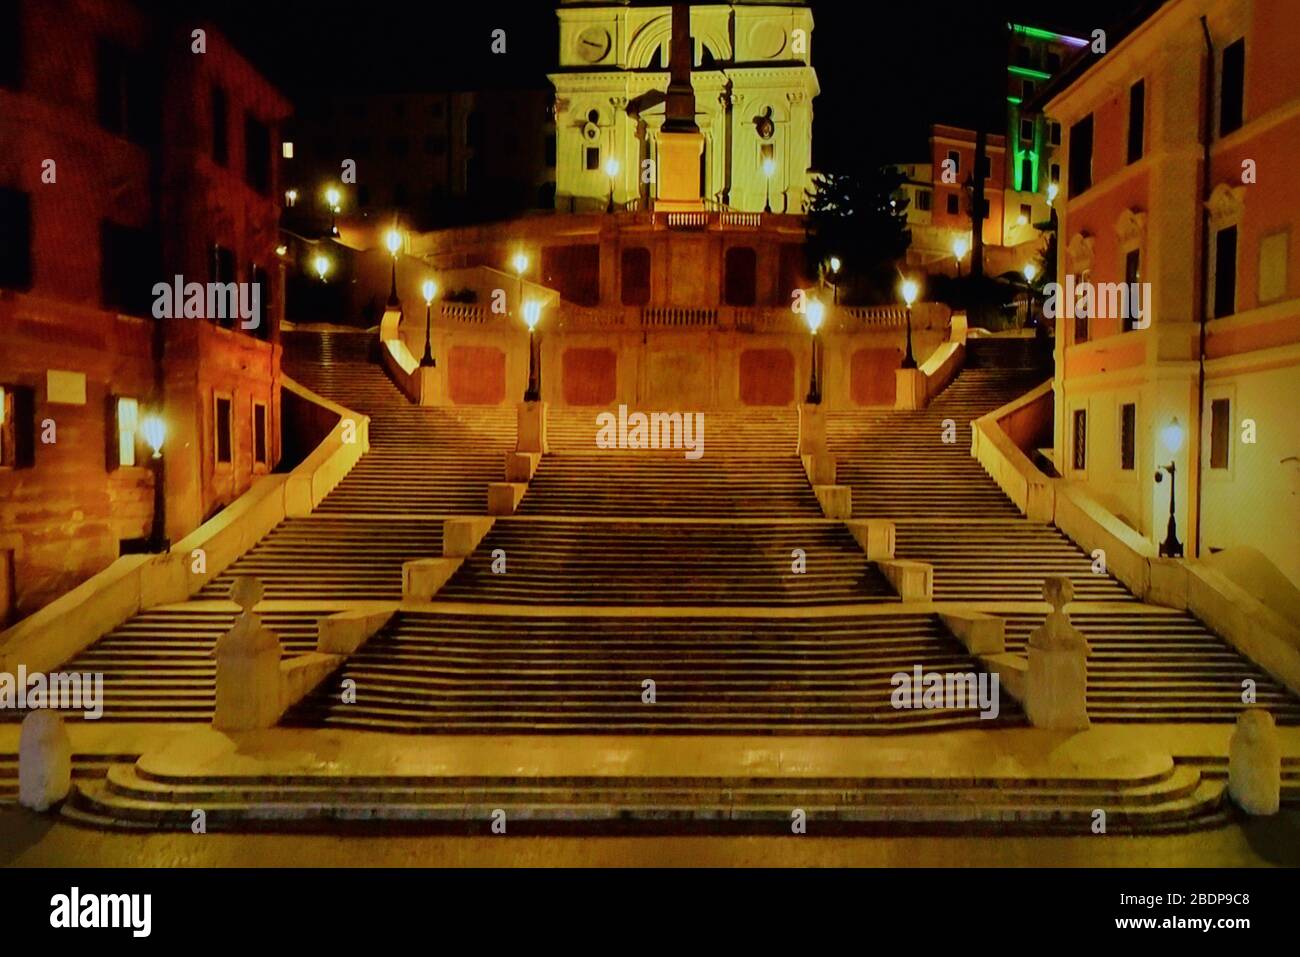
[1236, 708, 1276, 739]
[230, 576, 264, 612]
[1043, 576, 1074, 612]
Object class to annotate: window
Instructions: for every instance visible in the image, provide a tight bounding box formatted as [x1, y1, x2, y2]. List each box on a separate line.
[0, 385, 35, 469]
[724, 247, 758, 306]
[544, 133, 556, 168]
[211, 243, 236, 284]
[1049, 122, 1061, 147]
[946, 150, 960, 174]
[1213, 226, 1237, 318]
[1074, 270, 1091, 343]
[1127, 80, 1145, 163]
[1120, 403, 1136, 471]
[946, 194, 959, 215]
[211, 86, 228, 166]
[1068, 115, 1093, 196]
[1019, 203, 1032, 223]
[253, 402, 268, 468]
[214, 395, 233, 465]
[1047, 52, 1061, 73]
[1022, 80, 1035, 99]
[0, 187, 31, 290]
[96, 41, 156, 144]
[1020, 119, 1034, 143]
[1021, 156, 1033, 189]
[108, 396, 139, 469]
[101, 221, 159, 315]
[1220, 38, 1245, 136]
[1258, 231, 1289, 303]
[585, 147, 600, 171]
[1050, 162, 1061, 184]
[1072, 409, 1087, 471]
[914, 189, 932, 212]
[979, 155, 991, 179]
[245, 115, 271, 194]
[1123, 249, 1141, 331]
[250, 265, 270, 339]
[1210, 398, 1231, 469]
[1, 0, 21, 89]
[621, 247, 651, 306]
[1016, 46, 1029, 67]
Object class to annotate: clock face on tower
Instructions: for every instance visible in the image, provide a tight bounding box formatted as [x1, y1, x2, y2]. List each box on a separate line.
[576, 26, 612, 63]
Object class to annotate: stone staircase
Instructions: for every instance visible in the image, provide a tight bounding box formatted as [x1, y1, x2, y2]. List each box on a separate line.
[197, 516, 443, 601]
[521, 406, 819, 518]
[283, 611, 1017, 734]
[437, 519, 896, 605]
[63, 761, 1232, 834]
[284, 329, 514, 515]
[1002, 610, 1300, 724]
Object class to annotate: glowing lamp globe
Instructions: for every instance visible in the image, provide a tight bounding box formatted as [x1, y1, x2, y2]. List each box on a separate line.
[952, 237, 968, 260]
[512, 253, 529, 276]
[314, 255, 330, 281]
[901, 278, 920, 307]
[385, 229, 402, 256]
[141, 414, 166, 459]
[806, 300, 826, 335]
[522, 301, 542, 332]
[422, 280, 437, 305]
[1024, 263, 1038, 282]
[604, 157, 619, 178]
[1161, 418, 1185, 455]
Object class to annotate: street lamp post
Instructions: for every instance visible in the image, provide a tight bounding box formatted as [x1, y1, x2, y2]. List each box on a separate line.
[1156, 418, 1185, 558]
[314, 254, 330, 283]
[141, 411, 168, 553]
[604, 157, 620, 214]
[804, 299, 825, 404]
[900, 278, 919, 369]
[385, 228, 402, 306]
[420, 279, 437, 368]
[827, 256, 842, 305]
[325, 187, 341, 238]
[762, 157, 776, 214]
[1023, 262, 1039, 327]
[522, 300, 543, 402]
[512, 252, 528, 318]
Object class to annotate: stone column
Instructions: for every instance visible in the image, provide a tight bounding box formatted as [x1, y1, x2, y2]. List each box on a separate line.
[1229, 709, 1281, 815]
[213, 577, 283, 732]
[1025, 577, 1091, 730]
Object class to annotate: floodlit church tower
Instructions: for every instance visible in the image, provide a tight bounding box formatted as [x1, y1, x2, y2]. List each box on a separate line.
[550, 1, 818, 214]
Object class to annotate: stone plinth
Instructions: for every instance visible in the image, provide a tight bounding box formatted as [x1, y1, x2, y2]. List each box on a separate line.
[402, 558, 461, 601]
[213, 577, 283, 732]
[505, 451, 542, 482]
[654, 129, 705, 212]
[846, 519, 895, 561]
[895, 368, 927, 410]
[940, 610, 1006, 656]
[1229, 709, 1281, 815]
[443, 517, 495, 558]
[802, 452, 836, 485]
[880, 560, 933, 601]
[317, 608, 395, 655]
[19, 710, 72, 811]
[1025, 577, 1091, 730]
[797, 402, 827, 455]
[488, 482, 528, 515]
[813, 484, 852, 520]
[517, 400, 549, 454]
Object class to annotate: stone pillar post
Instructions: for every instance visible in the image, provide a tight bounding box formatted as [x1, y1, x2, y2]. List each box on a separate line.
[18, 709, 72, 811]
[1025, 577, 1091, 730]
[213, 577, 283, 732]
[797, 402, 826, 455]
[1229, 709, 1281, 815]
[517, 400, 549, 454]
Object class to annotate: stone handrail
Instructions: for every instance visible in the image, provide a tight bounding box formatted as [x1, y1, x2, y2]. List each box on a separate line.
[970, 379, 1055, 521]
[0, 376, 369, 676]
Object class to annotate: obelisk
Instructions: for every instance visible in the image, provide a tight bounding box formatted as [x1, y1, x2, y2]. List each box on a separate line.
[655, 3, 705, 212]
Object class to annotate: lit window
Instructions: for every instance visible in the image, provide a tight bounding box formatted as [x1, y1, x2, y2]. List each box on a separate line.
[282, 141, 294, 159]
[116, 396, 139, 467]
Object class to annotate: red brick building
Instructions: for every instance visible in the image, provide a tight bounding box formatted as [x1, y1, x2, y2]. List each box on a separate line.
[0, 0, 291, 622]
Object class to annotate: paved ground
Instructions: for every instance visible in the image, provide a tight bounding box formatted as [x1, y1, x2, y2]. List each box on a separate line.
[3, 808, 1298, 867]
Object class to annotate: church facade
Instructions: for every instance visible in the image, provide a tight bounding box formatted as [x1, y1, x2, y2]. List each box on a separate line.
[550, 1, 818, 214]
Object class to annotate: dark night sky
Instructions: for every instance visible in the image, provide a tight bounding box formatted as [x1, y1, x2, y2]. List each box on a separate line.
[166, 0, 1145, 170]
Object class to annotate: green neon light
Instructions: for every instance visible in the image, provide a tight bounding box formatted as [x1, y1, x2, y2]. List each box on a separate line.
[1009, 64, 1052, 81]
[1007, 96, 1022, 105]
[1008, 23, 1088, 46]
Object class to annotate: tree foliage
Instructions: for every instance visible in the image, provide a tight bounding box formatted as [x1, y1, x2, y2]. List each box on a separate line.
[804, 168, 912, 303]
